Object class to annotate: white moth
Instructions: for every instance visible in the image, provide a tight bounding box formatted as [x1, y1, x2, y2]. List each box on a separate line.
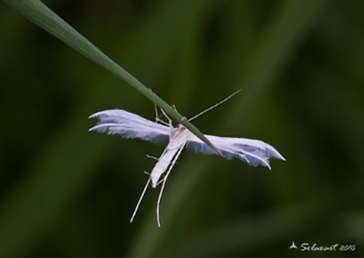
[88, 91, 285, 227]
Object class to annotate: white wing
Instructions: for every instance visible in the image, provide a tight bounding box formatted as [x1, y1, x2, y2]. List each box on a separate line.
[186, 134, 285, 169]
[89, 109, 170, 143]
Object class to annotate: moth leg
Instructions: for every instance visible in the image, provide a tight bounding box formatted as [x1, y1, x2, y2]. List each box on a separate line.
[154, 103, 160, 121]
[154, 104, 169, 126]
[146, 154, 159, 161]
[130, 178, 151, 223]
[156, 178, 164, 186]
[159, 108, 172, 127]
[173, 106, 188, 124]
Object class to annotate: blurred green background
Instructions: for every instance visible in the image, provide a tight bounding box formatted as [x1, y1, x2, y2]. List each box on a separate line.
[1, 0, 364, 257]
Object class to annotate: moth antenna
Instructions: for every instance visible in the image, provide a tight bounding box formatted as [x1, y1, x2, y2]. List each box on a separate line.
[188, 89, 241, 122]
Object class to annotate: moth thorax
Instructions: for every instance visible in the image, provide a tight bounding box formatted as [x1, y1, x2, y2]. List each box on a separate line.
[170, 124, 186, 139]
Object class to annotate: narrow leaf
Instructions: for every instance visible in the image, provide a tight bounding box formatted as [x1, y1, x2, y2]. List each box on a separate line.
[3, 0, 222, 156]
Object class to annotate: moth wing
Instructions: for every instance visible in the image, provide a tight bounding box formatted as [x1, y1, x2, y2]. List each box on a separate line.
[186, 133, 285, 169]
[89, 109, 170, 143]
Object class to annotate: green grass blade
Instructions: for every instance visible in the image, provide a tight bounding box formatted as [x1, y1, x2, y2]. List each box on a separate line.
[127, 0, 329, 257]
[2, 0, 222, 156]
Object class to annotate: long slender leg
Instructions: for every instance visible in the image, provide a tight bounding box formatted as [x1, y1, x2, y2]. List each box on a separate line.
[159, 108, 172, 126]
[154, 104, 169, 126]
[156, 142, 186, 227]
[154, 103, 158, 121]
[130, 178, 151, 223]
[156, 116, 169, 126]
